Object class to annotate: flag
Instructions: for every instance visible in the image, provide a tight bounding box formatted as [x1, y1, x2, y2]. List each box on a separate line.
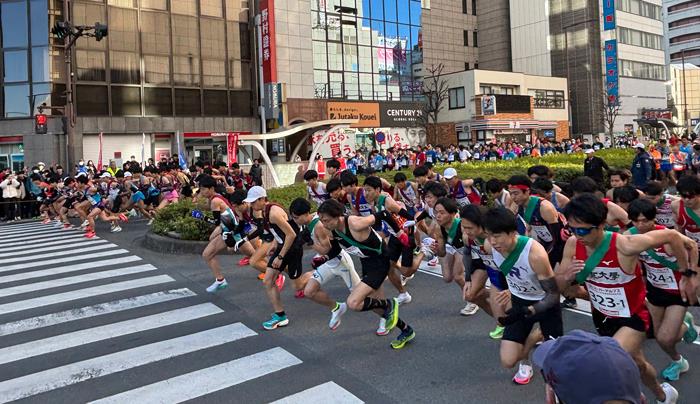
[141, 133, 146, 168]
[97, 132, 103, 171]
[176, 131, 187, 169]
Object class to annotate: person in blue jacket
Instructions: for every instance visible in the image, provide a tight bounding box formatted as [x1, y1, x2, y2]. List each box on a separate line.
[631, 143, 653, 188]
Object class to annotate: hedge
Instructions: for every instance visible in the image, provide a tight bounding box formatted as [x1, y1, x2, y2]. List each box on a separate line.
[151, 199, 212, 241]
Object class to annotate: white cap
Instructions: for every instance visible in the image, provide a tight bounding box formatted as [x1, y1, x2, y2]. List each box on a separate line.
[124, 171, 133, 177]
[100, 172, 112, 178]
[37, 161, 45, 167]
[443, 167, 458, 179]
[634, 143, 645, 149]
[244, 186, 267, 203]
[584, 149, 595, 154]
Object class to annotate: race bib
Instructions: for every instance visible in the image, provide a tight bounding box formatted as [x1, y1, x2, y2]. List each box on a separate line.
[685, 230, 700, 245]
[456, 197, 470, 207]
[345, 246, 368, 258]
[506, 271, 544, 300]
[531, 225, 553, 243]
[445, 244, 458, 256]
[656, 214, 674, 227]
[586, 283, 631, 318]
[646, 266, 678, 291]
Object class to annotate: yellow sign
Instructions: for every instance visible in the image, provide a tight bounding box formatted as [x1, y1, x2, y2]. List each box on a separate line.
[327, 102, 380, 128]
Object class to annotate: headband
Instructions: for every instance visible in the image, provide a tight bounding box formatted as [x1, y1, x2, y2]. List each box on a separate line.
[508, 185, 530, 192]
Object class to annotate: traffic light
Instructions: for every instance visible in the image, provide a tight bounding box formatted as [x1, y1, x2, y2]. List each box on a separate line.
[51, 21, 72, 40]
[35, 114, 48, 135]
[94, 22, 108, 41]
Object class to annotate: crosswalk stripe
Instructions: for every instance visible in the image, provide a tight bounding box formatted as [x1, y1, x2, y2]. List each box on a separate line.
[0, 264, 157, 298]
[0, 243, 118, 264]
[0, 234, 85, 248]
[0, 249, 130, 273]
[0, 275, 174, 316]
[0, 240, 107, 258]
[0, 228, 76, 240]
[0, 221, 47, 230]
[89, 347, 302, 404]
[0, 323, 257, 402]
[271, 382, 364, 404]
[0, 256, 142, 285]
[0, 303, 224, 366]
[0, 231, 89, 244]
[0, 288, 196, 336]
[0, 223, 46, 233]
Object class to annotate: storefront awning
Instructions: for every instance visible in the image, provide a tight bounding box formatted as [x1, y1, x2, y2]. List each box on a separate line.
[633, 118, 681, 129]
[461, 120, 559, 131]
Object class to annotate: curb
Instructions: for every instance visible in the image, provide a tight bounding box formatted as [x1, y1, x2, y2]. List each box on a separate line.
[143, 231, 235, 255]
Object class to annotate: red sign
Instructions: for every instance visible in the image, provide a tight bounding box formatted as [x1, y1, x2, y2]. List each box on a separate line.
[97, 132, 103, 170]
[183, 132, 251, 138]
[260, 0, 277, 83]
[227, 133, 239, 165]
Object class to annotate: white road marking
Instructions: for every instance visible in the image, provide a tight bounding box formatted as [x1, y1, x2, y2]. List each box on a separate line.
[89, 347, 302, 404]
[0, 249, 130, 272]
[0, 234, 86, 248]
[0, 223, 46, 233]
[0, 288, 196, 336]
[0, 228, 75, 240]
[0, 323, 257, 402]
[0, 256, 142, 285]
[0, 231, 87, 244]
[0, 243, 118, 264]
[271, 382, 364, 404]
[0, 239, 108, 258]
[0, 275, 174, 316]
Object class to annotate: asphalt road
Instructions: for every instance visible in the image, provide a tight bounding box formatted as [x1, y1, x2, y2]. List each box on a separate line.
[1, 220, 699, 403]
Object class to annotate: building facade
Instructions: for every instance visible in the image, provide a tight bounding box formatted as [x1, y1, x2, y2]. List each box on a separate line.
[436, 70, 570, 144]
[664, 0, 700, 68]
[0, 0, 258, 171]
[669, 63, 700, 128]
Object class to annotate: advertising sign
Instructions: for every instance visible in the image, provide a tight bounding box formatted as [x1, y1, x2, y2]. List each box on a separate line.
[379, 102, 423, 127]
[327, 102, 380, 127]
[603, 0, 616, 31]
[310, 127, 356, 158]
[481, 96, 496, 115]
[604, 39, 619, 105]
[265, 82, 282, 121]
[260, 0, 277, 83]
[624, 124, 634, 134]
[227, 133, 239, 165]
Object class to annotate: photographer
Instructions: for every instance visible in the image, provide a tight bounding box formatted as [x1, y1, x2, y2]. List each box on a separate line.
[0, 171, 22, 221]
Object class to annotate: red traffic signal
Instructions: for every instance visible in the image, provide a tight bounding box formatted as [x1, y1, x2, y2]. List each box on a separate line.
[35, 114, 48, 134]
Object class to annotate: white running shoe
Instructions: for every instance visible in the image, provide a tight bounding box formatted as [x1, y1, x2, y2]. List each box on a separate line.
[400, 273, 414, 286]
[513, 362, 533, 385]
[206, 278, 228, 293]
[110, 225, 122, 233]
[397, 292, 412, 305]
[147, 218, 154, 225]
[460, 302, 479, 316]
[657, 382, 679, 404]
[329, 302, 347, 330]
[80, 220, 89, 229]
[376, 317, 389, 336]
[427, 257, 439, 267]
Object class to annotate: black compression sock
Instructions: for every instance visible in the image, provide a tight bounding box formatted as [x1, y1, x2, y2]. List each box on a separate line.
[276, 311, 285, 317]
[396, 319, 407, 331]
[361, 298, 389, 312]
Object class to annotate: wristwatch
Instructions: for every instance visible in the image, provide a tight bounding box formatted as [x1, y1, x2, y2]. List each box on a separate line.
[681, 269, 698, 277]
[276, 255, 284, 261]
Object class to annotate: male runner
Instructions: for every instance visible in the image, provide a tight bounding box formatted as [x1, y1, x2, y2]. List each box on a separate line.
[304, 170, 328, 207]
[317, 199, 415, 349]
[612, 185, 640, 212]
[626, 199, 697, 381]
[325, 159, 343, 180]
[671, 174, 700, 300]
[486, 179, 517, 213]
[444, 167, 481, 207]
[644, 180, 677, 228]
[531, 178, 569, 213]
[481, 207, 563, 385]
[605, 169, 633, 199]
[340, 171, 373, 216]
[393, 172, 421, 216]
[571, 176, 630, 232]
[557, 194, 694, 404]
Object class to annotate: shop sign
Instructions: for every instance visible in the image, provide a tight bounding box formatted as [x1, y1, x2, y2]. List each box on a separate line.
[641, 109, 672, 120]
[543, 130, 555, 139]
[481, 96, 496, 115]
[604, 40, 619, 105]
[379, 102, 423, 127]
[603, 0, 616, 31]
[327, 102, 380, 127]
[227, 133, 239, 165]
[265, 82, 282, 120]
[624, 124, 634, 134]
[311, 127, 356, 158]
[260, 0, 277, 83]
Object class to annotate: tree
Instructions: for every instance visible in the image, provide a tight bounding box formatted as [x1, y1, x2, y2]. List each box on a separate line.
[420, 63, 450, 145]
[601, 91, 621, 140]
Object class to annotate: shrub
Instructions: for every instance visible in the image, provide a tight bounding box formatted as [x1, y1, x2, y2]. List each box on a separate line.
[152, 199, 213, 241]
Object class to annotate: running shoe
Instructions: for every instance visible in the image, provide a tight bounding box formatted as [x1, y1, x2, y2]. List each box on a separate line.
[400, 273, 414, 286]
[561, 297, 577, 309]
[80, 220, 89, 229]
[512, 362, 533, 385]
[383, 298, 399, 332]
[657, 382, 679, 404]
[110, 225, 122, 233]
[206, 278, 228, 293]
[262, 313, 289, 330]
[421, 237, 436, 261]
[397, 292, 412, 305]
[127, 209, 137, 218]
[238, 256, 251, 266]
[294, 289, 305, 299]
[147, 218, 154, 225]
[661, 356, 689, 381]
[376, 318, 389, 336]
[329, 302, 347, 330]
[489, 325, 505, 340]
[391, 326, 415, 350]
[118, 213, 129, 222]
[460, 302, 479, 316]
[53, 219, 63, 227]
[257, 273, 265, 281]
[427, 257, 439, 267]
[683, 312, 697, 343]
[275, 274, 286, 291]
[42, 218, 51, 224]
[62, 223, 73, 230]
[84, 230, 96, 239]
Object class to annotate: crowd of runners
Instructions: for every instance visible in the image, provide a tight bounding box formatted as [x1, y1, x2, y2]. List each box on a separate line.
[20, 145, 700, 404]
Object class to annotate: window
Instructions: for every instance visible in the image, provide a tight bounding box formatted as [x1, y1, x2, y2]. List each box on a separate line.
[668, 0, 700, 13]
[144, 55, 170, 85]
[110, 51, 140, 84]
[3, 84, 30, 117]
[480, 85, 492, 94]
[171, 0, 197, 16]
[473, 31, 478, 47]
[3, 50, 28, 82]
[617, 0, 662, 20]
[619, 59, 666, 81]
[1, 1, 28, 48]
[449, 87, 465, 109]
[174, 88, 201, 115]
[462, 0, 468, 14]
[203, 89, 228, 115]
[474, 63, 479, 69]
[230, 90, 251, 116]
[463, 30, 469, 46]
[141, 11, 170, 55]
[670, 33, 700, 44]
[76, 85, 108, 115]
[111, 86, 141, 115]
[472, 0, 477, 15]
[669, 16, 700, 29]
[201, 0, 223, 17]
[530, 89, 565, 109]
[173, 55, 200, 86]
[76, 50, 106, 81]
[617, 27, 662, 50]
[465, 62, 470, 71]
[144, 87, 172, 115]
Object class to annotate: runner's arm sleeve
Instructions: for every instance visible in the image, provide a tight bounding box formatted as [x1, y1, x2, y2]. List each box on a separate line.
[531, 278, 560, 314]
[244, 226, 263, 242]
[204, 211, 221, 226]
[373, 210, 400, 233]
[326, 239, 342, 260]
[397, 208, 414, 220]
[415, 210, 430, 223]
[548, 222, 564, 265]
[462, 248, 474, 280]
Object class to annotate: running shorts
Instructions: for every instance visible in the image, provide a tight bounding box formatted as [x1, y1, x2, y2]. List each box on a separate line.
[503, 295, 563, 345]
[592, 308, 650, 337]
[131, 191, 145, 203]
[385, 236, 414, 268]
[312, 250, 360, 290]
[267, 244, 303, 280]
[646, 284, 688, 308]
[359, 254, 391, 290]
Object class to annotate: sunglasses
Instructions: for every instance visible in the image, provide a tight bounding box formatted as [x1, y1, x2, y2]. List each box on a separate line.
[680, 192, 697, 199]
[566, 225, 596, 237]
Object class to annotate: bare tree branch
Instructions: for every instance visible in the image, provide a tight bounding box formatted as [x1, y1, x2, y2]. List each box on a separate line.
[600, 91, 621, 140]
[420, 63, 450, 144]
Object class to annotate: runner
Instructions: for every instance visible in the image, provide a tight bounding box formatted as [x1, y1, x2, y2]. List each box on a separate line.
[444, 167, 481, 207]
[304, 170, 329, 207]
[325, 159, 343, 180]
[672, 174, 700, 300]
[625, 199, 698, 381]
[289, 197, 360, 330]
[557, 194, 695, 403]
[82, 182, 128, 238]
[340, 171, 373, 216]
[605, 169, 633, 199]
[481, 207, 563, 385]
[612, 185, 640, 212]
[531, 178, 569, 213]
[317, 198, 415, 349]
[644, 180, 677, 229]
[393, 172, 421, 216]
[571, 176, 630, 232]
[486, 179, 517, 213]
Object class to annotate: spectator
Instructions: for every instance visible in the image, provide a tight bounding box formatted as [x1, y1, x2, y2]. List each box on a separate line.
[583, 148, 609, 185]
[249, 158, 263, 186]
[106, 160, 123, 178]
[0, 172, 22, 221]
[631, 143, 653, 188]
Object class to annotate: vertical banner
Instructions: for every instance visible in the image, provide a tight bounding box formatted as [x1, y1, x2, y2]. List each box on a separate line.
[176, 131, 187, 169]
[97, 132, 103, 171]
[260, 0, 277, 84]
[603, 0, 616, 31]
[227, 133, 239, 165]
[140, 132, 145, 168]
[604, 39, 619, 105]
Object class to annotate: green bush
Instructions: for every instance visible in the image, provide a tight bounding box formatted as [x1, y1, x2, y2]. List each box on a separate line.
[152, 199, 213, 241]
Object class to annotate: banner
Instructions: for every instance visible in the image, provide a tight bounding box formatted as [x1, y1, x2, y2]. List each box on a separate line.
[140, 132, 145, 168]
[603, 0, 616, 31]
[260, 0, 277, 83]
[176, 131, 187, 169]
[227, 133, 239, 165]
[97, 132, 103, 170]
[311, 127, 356, 159]
[481, 96, 497, 115]
[604, 39, 619, 105]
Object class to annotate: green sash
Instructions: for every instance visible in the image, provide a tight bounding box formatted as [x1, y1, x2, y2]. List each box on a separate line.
[446, 218, 461, 245]
[308, 217, 319, 234]
[628, 227, 678, 270]
[684, 204, 700, 227]
[523, 196, 540, 223]
[334, 229, 382, 255]
[377, 195, 387, 212]
[575, 231, 613, 284]
[498, 236, 529, 275]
